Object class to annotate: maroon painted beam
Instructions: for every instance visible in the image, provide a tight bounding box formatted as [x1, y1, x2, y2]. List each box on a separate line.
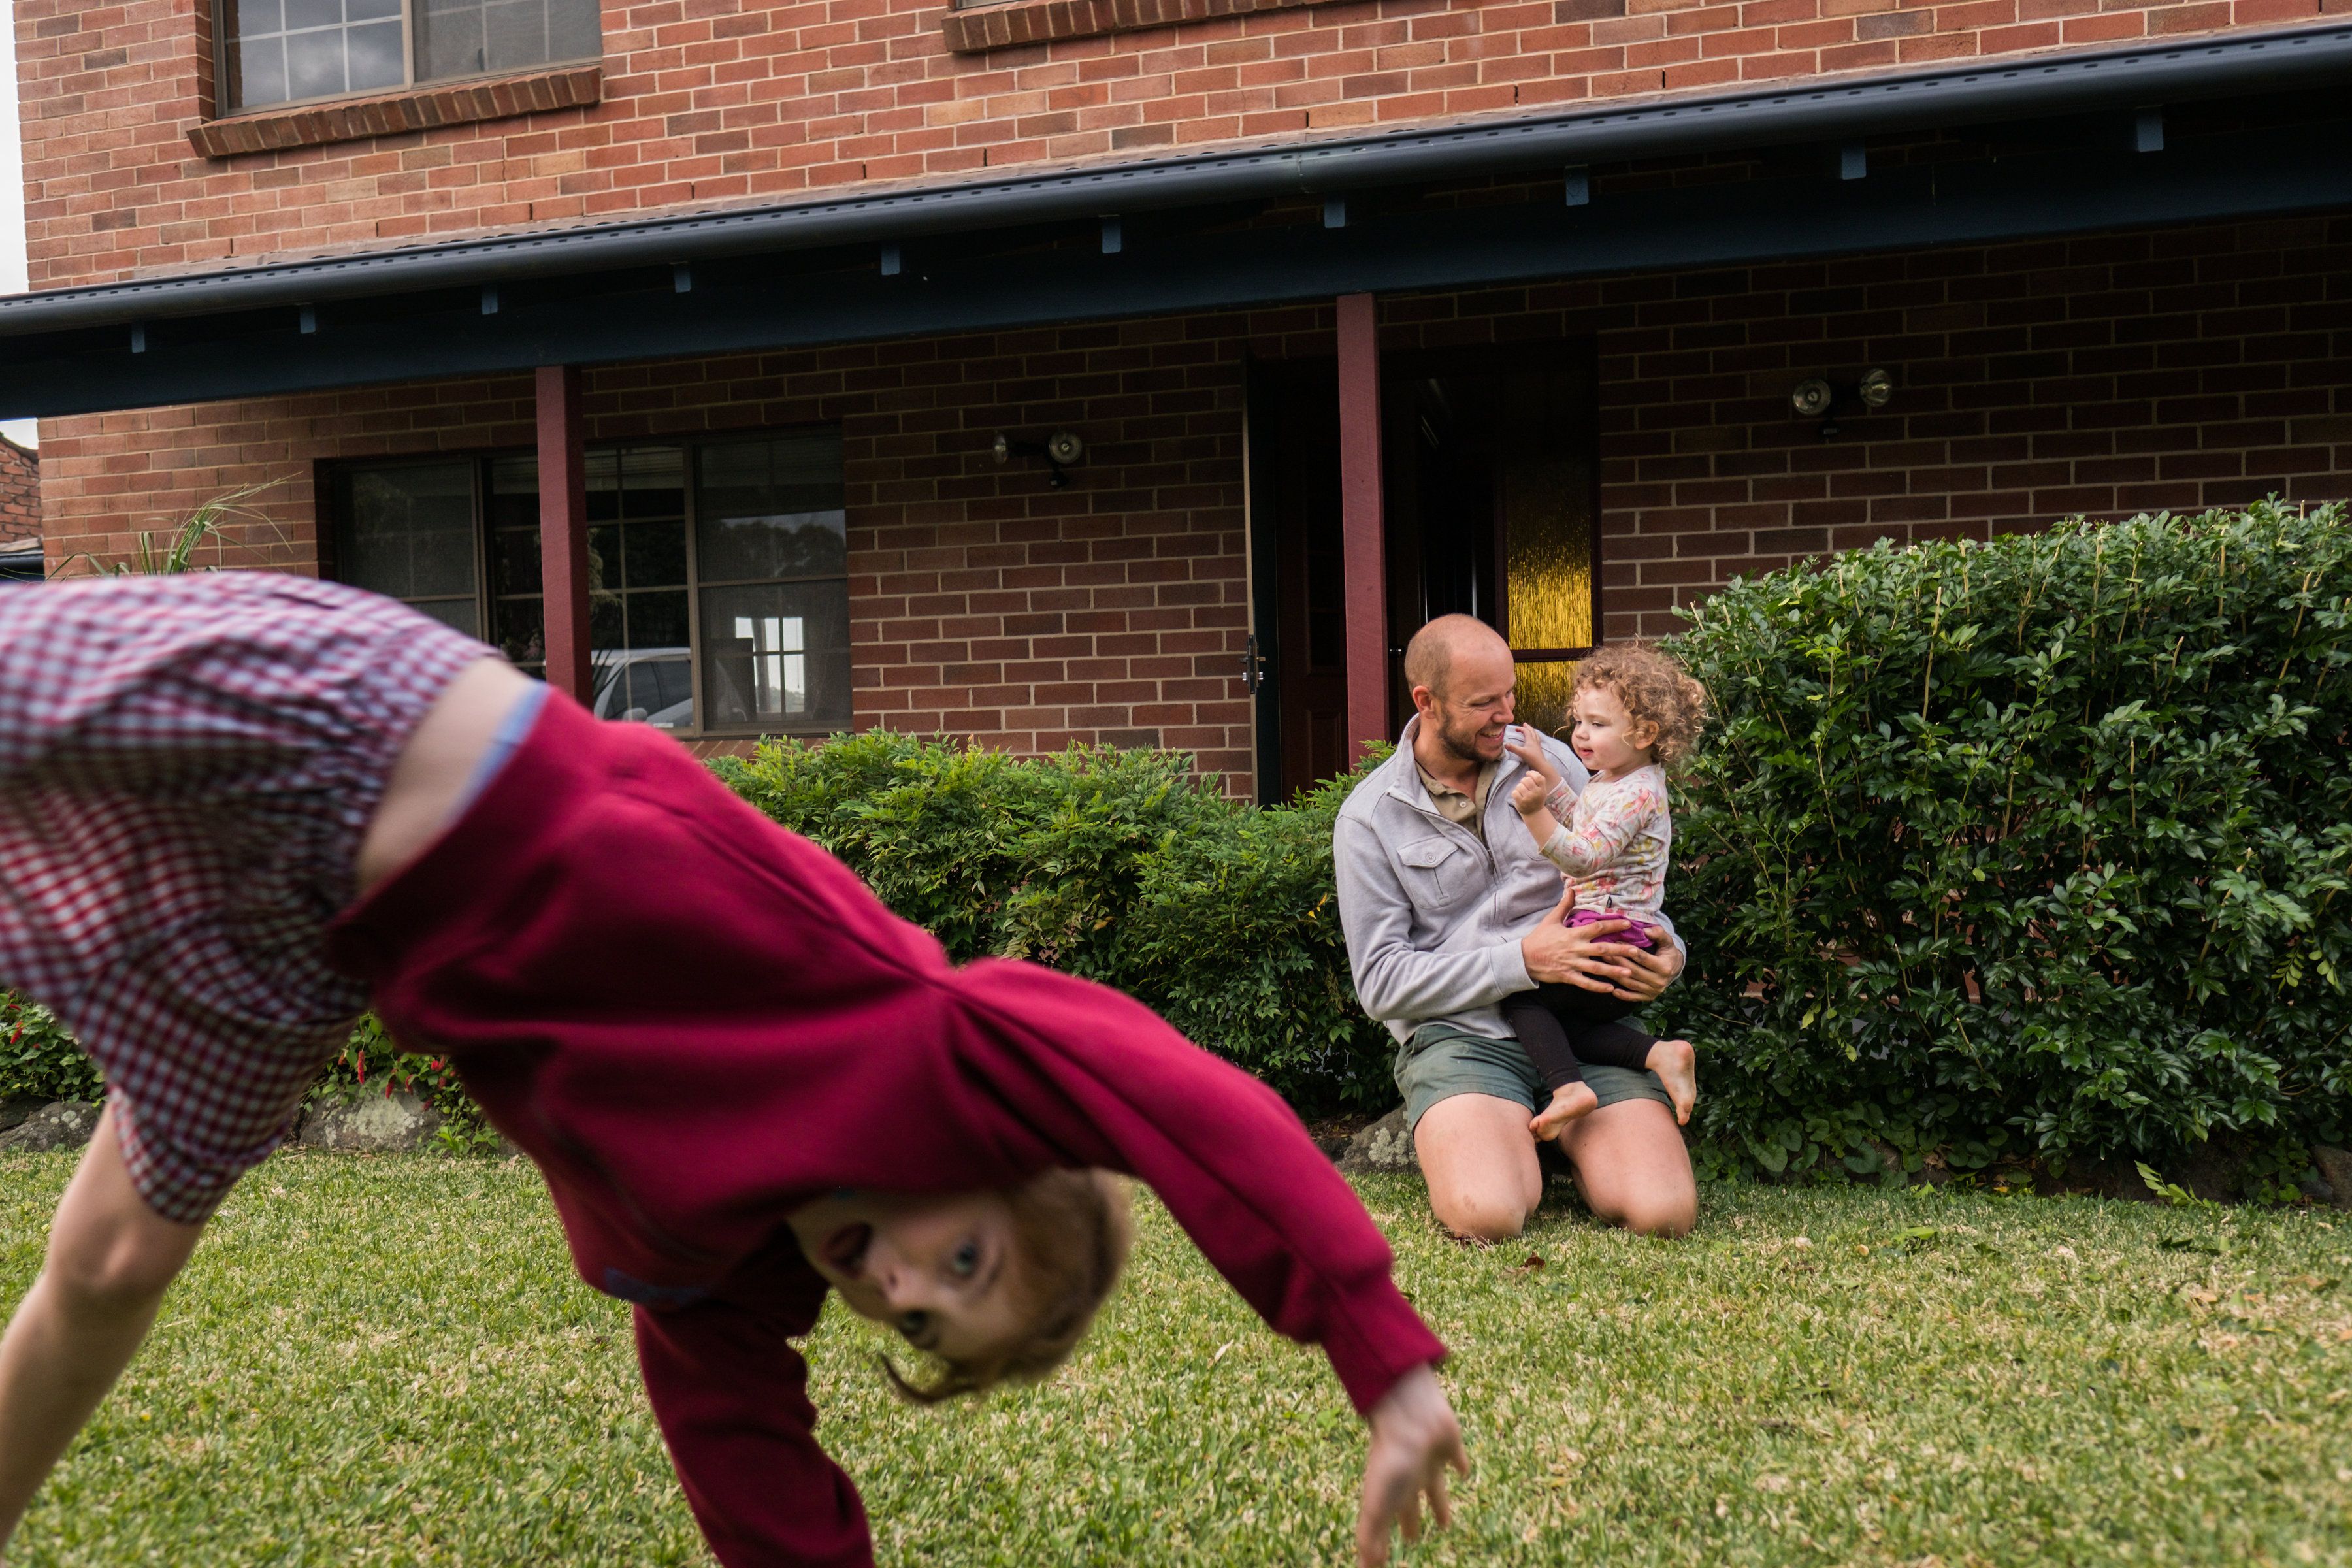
[535, 364, 591, 703]
[1335, 292, 1388, 757]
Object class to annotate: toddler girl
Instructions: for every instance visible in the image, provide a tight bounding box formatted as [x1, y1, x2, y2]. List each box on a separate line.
[1501, 645, 1707, 1139]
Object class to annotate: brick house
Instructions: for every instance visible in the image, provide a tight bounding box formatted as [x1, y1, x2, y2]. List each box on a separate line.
[1, 0, 2347, 795]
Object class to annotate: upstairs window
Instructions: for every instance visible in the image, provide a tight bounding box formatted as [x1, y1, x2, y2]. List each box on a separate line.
[217, 0, 600, 113]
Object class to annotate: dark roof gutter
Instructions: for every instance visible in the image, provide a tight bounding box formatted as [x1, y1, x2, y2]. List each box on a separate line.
[2, 23, 2348, 337]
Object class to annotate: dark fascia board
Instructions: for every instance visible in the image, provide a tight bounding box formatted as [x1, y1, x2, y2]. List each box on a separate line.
[10, 125, 2347, 419]
[2, 23, 2349, 338]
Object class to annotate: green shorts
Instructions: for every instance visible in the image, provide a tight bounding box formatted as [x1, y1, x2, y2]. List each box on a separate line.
[1394, 1022, 1671, 1133]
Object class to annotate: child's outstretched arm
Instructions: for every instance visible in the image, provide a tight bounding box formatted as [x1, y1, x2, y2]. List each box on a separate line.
[941, 961, 1463, 1567]
[0, 1107, 204, 1550]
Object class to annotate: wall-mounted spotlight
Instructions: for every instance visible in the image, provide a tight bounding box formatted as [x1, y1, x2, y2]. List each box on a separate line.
[992, 430, 1086, 488]
[1790, 368, 1893, 440]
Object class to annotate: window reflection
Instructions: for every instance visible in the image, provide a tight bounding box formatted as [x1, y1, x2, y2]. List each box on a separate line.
[733, 614, 808, 718]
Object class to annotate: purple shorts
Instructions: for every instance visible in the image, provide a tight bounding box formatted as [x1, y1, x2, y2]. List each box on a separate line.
[1565, 907, 1658, 949]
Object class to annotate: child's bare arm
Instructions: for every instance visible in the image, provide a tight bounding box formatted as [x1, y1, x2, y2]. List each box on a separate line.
[0, 1108, 203, 1550]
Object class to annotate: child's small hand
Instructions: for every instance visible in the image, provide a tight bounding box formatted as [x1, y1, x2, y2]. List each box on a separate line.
[1504, 730, 1561, 792]
[1510, 773, 1548, 817]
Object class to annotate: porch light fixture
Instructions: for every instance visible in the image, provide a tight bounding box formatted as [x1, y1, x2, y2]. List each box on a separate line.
[1790, 369, 1893, 440]
[992, 430, 1086, 488]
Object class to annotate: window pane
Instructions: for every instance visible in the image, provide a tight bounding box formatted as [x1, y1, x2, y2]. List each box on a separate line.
[623, 520, 686, 589]
[1501, 457, 1594, 653]
[338, 464, 476, 601]
[415, 0, 487, 79]
[594, 650, 693, 728]
[547, 0, 600, 64]
[490, 527, 540, 596]
[699, 581, 850, 730]
[628, 588, 689, 649]
[235, 37, 288, 110]
[488, 457, 538, 530]
[410, 598, 482, 640]
[492, 596, 545, 671]
[283, 0, 342, 30]
[483, 0, 546, 73]
[284, 29, 346, 99]
[695, 434, 848, 582]
[589, 591, 623, 653]
[345, 19, 403, 90]
[416, 0, 600, 82]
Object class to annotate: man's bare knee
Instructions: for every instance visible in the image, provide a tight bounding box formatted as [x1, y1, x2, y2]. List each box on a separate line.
[1619, 1203, 1693, 1239]
[1435, 1194, 1529, 1243]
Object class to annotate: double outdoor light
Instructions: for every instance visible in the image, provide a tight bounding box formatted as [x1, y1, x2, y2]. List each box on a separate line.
[992, 430, 1087, 488]
[1790, 368, 1894, 440]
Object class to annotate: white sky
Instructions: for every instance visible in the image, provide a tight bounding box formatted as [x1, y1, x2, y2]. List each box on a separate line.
[1, 14, 35, 448]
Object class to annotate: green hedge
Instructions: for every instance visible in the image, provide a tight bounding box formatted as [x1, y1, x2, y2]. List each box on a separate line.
[1651, 501, 2352, 1189]
[715, 734, 1394, 1110]
[10, 504, 2344, 1187]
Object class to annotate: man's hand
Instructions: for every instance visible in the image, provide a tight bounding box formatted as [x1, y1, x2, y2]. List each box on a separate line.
[1520, 890, 1639, 994]
[1610, 937, 1686, 1003]
[1355, 1364, 1469, 1568]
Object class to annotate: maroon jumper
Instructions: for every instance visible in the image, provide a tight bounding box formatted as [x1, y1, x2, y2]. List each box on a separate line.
[329, 690, 1446, 1567]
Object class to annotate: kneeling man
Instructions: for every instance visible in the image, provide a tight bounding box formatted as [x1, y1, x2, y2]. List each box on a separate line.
[1335, 616, 1697, 1241]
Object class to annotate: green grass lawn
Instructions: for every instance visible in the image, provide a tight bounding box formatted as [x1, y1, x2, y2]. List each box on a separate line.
[1, 1150, 2347, 1566]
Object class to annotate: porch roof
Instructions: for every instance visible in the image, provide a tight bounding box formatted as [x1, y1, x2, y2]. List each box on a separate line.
[5, 24, 2351, 419]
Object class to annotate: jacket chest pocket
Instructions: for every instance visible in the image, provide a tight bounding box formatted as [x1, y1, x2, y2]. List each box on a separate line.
[1397, 834, 1478, 913]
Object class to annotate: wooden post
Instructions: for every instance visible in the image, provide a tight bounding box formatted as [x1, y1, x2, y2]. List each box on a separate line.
[536, 364, 591, 702]
[1335, 293, 1388, 756]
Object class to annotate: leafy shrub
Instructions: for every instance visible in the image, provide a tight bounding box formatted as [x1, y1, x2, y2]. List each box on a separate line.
[1653, 502, 2352, 1186]
[0, 993, 105, 1103]
[718, 734, 1394, 1109]
[0, 1000, 501, 1153]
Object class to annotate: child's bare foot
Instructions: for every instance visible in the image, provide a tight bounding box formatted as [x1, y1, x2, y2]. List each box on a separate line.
[1529, 1081, 1600, 1141]
[1646, 1038, 1697, 1126]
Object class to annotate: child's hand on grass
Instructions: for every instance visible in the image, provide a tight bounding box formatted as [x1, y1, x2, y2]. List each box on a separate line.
[1355, 1364, 1469, 1567]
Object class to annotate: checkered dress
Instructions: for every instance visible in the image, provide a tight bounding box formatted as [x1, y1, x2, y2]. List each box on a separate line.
[0, 574, 489, 1222]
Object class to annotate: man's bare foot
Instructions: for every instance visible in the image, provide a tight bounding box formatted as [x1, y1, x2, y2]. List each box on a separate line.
[1646, 1039, 1697, 1126]
[1530, 1081, 1601, 1141]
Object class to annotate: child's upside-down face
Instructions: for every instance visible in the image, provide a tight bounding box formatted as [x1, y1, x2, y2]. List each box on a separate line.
[787, 1189, 1029, 1362]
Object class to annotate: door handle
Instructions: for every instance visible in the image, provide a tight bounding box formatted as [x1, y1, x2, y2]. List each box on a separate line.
[1241, 634, 1267, 693]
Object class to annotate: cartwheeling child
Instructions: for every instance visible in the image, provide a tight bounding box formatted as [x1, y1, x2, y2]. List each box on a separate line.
[0, 574, 1466, 1567]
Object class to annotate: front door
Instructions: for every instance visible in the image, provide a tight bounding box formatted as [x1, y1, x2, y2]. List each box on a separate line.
[1247, 342, 1599, 802]
[1247, 358, 1353, 802]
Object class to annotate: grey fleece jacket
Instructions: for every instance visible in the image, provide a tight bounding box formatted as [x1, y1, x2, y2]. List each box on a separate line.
[1333, 715, 1681, 1044]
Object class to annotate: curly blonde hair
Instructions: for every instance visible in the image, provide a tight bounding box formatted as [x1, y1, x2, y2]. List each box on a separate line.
[1573, 644, 1708, 768]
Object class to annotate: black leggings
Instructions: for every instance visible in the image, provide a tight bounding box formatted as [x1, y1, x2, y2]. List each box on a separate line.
[1503, 983, 1657, 1096]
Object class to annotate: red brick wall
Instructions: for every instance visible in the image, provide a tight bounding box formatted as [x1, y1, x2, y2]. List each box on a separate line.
[37, 314, 1266, 779]
[35, 214, 2352, 788]
[0, 439, 39, 551]
[14, 0, 2332, 291]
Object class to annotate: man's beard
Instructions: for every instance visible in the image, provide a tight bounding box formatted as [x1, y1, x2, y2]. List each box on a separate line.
[1433, 709, 1493, 768]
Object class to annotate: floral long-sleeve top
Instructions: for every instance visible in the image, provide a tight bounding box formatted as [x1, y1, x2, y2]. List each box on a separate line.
[1537, 763, 1672, 926]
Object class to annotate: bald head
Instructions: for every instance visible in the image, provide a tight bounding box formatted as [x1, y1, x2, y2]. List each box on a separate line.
[1403, 614, 1510, 701]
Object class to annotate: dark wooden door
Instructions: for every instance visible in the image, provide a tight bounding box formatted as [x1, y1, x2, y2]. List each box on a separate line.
[1247, 359, 1352, 801]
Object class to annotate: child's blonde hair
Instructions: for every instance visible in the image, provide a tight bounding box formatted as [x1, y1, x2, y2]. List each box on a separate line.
[1573, 644, 1708, 768]
[881, 1168, 1133, 1405]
